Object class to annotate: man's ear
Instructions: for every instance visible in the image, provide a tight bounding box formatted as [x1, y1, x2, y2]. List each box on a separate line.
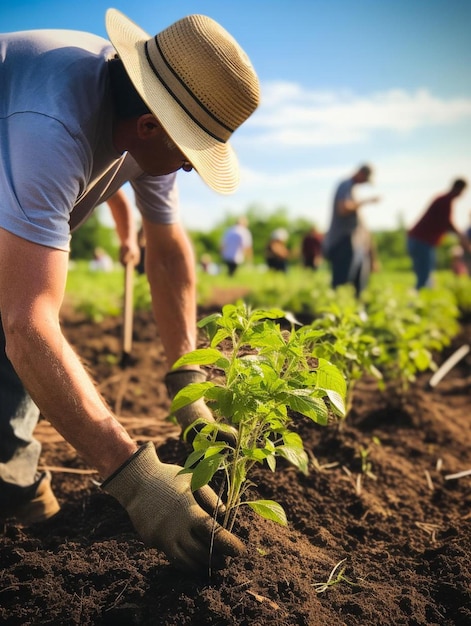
[136, 114, 161, 139]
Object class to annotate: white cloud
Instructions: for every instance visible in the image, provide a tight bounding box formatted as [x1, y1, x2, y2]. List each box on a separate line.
[246, 82, 471, 146]
[121, 82, 471, 235]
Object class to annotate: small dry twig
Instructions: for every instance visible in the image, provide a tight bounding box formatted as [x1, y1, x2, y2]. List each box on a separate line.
[246, 589, 280, 610]
[341, 466, 363, 496]
[415, 521, 440, 543]
[307, 449, 339, 473]
[424, 470, 434, 492]
[444, 469, 471, 481]
[105, 581, 130, 612]
[38, 465, 98, 475]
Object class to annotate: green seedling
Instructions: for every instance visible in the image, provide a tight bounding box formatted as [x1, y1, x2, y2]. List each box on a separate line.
[362, 284, 459, 394]
[171, 302, 347, 531]
[312, 558, 357, 594]
[303, 301, 382, 417]
[358, 436, 381, 479]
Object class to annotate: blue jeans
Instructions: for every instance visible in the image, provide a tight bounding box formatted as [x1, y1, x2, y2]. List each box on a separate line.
[0, 317, 41, 506]
[407, 236, 435, 289]
[328, 235, 371, 297]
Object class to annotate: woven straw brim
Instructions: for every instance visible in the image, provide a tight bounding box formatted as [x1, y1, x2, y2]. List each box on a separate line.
[106, 9, 239, 194]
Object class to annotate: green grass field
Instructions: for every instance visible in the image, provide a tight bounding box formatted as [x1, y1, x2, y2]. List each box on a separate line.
[65, 260, 469, 321]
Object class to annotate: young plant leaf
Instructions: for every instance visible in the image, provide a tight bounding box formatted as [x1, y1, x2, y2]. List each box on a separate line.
[170, 382, 214, 412]
[197, 312, 222, 328]
[190, 454, 224, 491]
[315, 359, 347, 397]
[325, 389, 346, 418]
[247, 499, 288, 526]
[197, 313, 222, 342]
[172, 348, 230, 369]
[285, 390, 329, 425]
[210, 328, 233, 347]
[276, 445, 309, 475]
[206, 386, 235, 417]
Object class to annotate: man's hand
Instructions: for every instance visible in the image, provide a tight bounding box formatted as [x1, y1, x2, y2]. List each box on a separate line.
[165, 368, 237, 445]
[366, 196, 381, 205]
[106, 188, 140, 267]
[102, 442, 245, 572]
[119, 241, 141, 267]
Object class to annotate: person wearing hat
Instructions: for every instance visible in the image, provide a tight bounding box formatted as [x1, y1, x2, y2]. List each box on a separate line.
[265, 228, 290, 272]
[322, 164, 380, 296]
[0, 9, 260, 572]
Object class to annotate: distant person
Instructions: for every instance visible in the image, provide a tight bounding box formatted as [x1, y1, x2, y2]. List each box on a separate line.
[463, 211, 471, 275]
[322, 164, 380, 296]
[200, 253, 219, 275]
[220, 217, 253, 276]
[89, 247, 114, 272]
[450, 246, 468, 276]
[301, 225, 323, 270]
[265, 228, 290, 272]
[407, 179, 470, 289]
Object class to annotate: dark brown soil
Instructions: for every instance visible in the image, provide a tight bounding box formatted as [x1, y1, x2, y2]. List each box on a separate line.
[1, 295, 470, 626]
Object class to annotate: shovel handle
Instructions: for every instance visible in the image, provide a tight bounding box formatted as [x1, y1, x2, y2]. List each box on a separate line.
[123, 261, 134, 356]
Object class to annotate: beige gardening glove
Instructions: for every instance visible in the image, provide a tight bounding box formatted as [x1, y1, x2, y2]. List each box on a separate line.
[102, 442, 244, 572]
[165, 368, 237, 445]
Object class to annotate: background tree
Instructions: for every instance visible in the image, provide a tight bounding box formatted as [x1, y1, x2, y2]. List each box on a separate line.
[70, 212, 118, 261]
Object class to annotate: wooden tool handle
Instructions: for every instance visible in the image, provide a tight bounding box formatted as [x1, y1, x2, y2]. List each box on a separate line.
[123, 261, 134, 356]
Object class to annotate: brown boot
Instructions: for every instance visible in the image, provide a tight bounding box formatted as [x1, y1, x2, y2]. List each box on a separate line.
[1, 471, 60, 525]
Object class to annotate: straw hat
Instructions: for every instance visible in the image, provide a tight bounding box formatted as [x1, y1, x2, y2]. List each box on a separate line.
[105, 8, 260, 194]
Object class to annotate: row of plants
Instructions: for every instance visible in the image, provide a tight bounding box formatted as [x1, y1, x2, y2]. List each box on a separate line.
[170, 277, 462, 532]
[65, 259, 470, 324]
[64, 263, 467, 550]
[250, 277, 463, 397]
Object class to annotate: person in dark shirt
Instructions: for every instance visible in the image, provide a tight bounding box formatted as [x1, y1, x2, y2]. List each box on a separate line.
[301, 226, 323, 270]
[265, 228, 290, 272]
[322, 164, 380, 296]
[463, 211, 471, 275]
[407, 179, 469, 289]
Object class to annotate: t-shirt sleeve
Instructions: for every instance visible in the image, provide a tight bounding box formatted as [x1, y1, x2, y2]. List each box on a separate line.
[0, 112, 89, 251]
[130, 172, 179, 224]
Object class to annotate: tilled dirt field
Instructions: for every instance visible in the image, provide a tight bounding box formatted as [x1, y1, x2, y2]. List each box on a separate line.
[1, 302, 470, 625]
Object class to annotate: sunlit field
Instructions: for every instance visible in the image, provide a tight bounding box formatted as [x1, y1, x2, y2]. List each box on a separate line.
[65, 259, 469, 321]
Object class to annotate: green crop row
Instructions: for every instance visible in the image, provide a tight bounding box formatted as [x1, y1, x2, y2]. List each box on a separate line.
[170, 278, 462, 530]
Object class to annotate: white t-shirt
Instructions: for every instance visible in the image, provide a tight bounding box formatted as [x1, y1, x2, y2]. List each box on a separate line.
[0, 28, 179, 251]
[221, 224, 252, 264]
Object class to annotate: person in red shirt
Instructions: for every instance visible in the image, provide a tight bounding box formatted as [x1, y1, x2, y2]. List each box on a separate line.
[407, 179, 469, 289]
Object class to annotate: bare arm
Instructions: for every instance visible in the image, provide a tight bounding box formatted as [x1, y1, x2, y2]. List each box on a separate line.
[107, 188, 140, 265]
[457, 231, 471, 254]
[337, 195, 380, 216]
[142, 219, 197, 368]
[0, 228, 137, 478]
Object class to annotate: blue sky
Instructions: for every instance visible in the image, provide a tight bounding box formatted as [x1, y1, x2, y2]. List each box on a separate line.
[2, 0, 471, 233]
